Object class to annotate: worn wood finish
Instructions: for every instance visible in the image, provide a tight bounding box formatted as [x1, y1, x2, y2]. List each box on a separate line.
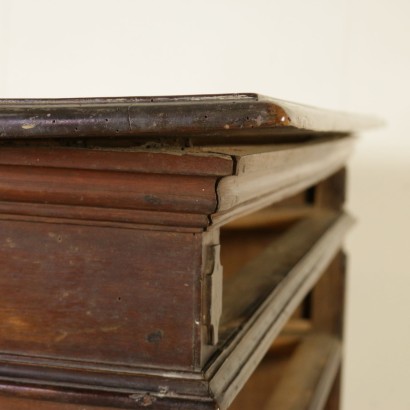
[0, 381, 215, 410]
[212, 137, 354, 225]
[0, 94, 369, 409]
[206, 213, 353, 410]
[0, 147, 232, 229]
[228, 344, 297, 410]
[0, 166, 217, 214]
[0, 220, 203, 370]
[312, 169, 348, 409]
[0, 205, 210, 231]
[0, 94, 378, 141]
[0, 146, 233, 177]
[221, 211, 339, 331]
[263, 334, 342, 410]
[311, 169, 347, 336]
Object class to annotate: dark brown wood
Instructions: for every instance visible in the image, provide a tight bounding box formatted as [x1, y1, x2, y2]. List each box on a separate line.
[0, 381, 215, 410]
[0, 94, 379, 141]
[0, 204, 210, 230]
[314, 168, 347, 210]
[0, 165, 217, 213]
[0, 147, 233, 229]
[0, 94, 370, 409]
[309, 169, 348, 409]
[0, 220, 203, 370]
[0, 146, 233, 177]
[312, 252, 346, 338]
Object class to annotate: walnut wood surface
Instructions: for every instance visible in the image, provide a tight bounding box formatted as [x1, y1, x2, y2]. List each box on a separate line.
[0, 382, 215, 410]
[0, 94, 367, 409]
[0, 221, 203, 370]
[0, 137, 352, 231]
[0, 93, 379, 141]
[0, 147, 232, 229]
[0, 146, 233, 177]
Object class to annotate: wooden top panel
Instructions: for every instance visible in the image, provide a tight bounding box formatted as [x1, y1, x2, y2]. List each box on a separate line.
[0, 93, 379, 140]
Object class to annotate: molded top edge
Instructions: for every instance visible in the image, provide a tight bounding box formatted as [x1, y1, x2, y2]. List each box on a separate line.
[0, 93, 381, 140]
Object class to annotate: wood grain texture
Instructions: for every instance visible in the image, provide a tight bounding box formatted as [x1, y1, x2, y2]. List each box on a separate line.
[0, 146, 232, 229]
[0, 94, 379, 141]
[0, 220, 203, 370]
[0, 95, 366, 409]
[0, 204, 209, 231]
[0, 146, 233, 177]
[0, 165, 216, 213]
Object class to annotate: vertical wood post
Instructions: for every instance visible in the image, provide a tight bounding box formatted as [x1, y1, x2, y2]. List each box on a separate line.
[311, 168, 347, 410]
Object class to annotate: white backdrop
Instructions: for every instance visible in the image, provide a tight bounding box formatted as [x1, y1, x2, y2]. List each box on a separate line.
[1, 1, 409, 409]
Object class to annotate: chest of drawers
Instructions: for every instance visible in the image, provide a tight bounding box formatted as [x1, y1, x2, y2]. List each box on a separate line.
[0, 94, 377, 409]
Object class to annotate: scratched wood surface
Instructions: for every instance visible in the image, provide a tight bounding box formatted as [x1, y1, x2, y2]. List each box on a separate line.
[0, 94, 372, 409]
[0, 382, 214, 410]
[0, 93, 379, 141]
[0, 220, 203, 370]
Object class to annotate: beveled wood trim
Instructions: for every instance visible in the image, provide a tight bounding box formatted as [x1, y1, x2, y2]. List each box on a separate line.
[206, 212, 353, 410]
[0, 137, 355, 230]
[0, 165, 217, 213]
[0, 147, 233, 229]
[0, 380, 216, 410]
[0, 203, 209, 231]
[212, 136, 355, 226]
[0, 147, 233, 177]
[0, 358, 210, 401]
